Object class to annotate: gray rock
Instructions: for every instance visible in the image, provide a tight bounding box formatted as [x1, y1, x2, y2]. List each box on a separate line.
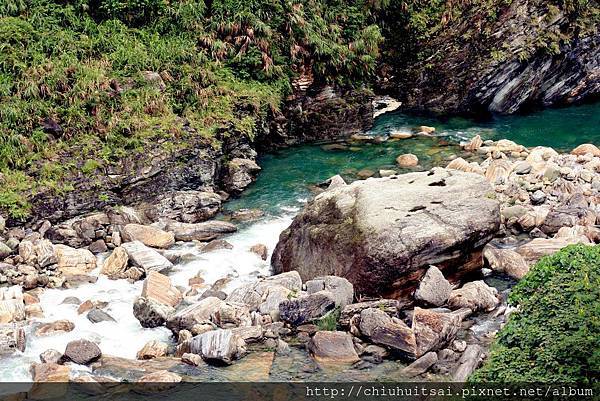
[272, 169, 500, 297]
[305, 276, 353, 307]
[39, 349, 62, 364]
[165, 221, 237, 242]
[279, 291, 336, 326]
[200, 289, 227, 300]
[87, 308, 116, 323]
[63, 339, 101, 365]
[413, 307, 461, 358]
[530, 190, 546, 205]
[133, 297, 175, 328]
[339, 299, 400, 327]
[0, 242, 11, 259]
[122, 241, 173, 273]
[189, 329, 246, 364]
[231, 326, 263, 343]
[166, 297, 224, 334]
[226, 271, 302, 315]
[448, 281, 500, 312]
[200, 239, 233, 253]
[451, 344, 483, 381]
[146, 190, 222, 223]
[308, 331, 360, 364]
[402, 351, 438, 377]
[0, 215, 4, 233]
[414, 266, 452, 306]
[60, 296, 81, 305]
[359, 308, 417, 358]
[222, 158, 261, 195]
[513, 161, 532, 175]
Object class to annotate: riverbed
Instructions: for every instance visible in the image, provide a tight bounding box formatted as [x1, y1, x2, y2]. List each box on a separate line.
[2, 102, 599, 382]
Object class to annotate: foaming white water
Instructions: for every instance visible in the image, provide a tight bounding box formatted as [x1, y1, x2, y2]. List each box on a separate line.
[169, 213, 295, 292]
[0, 211, 295, 382]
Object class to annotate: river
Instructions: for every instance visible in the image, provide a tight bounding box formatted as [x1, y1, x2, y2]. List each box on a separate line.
[1, 102, 599, 382]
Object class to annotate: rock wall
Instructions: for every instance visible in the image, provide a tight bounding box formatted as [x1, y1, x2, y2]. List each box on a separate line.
[11, 85, 374, 228]
[380, 1, 599, 115]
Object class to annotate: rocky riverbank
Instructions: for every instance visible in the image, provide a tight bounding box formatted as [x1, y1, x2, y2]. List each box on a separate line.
[1, 131, 599, 393]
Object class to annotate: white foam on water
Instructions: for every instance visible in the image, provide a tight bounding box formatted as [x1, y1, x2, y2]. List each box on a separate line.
[169, 213, 295, 292]
[0, 210, 295, 381]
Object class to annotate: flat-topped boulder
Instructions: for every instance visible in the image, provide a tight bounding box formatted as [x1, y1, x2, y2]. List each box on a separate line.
[272, 168, 500, 298]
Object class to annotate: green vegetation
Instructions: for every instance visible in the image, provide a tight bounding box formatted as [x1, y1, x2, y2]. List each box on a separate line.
[0, 0, 384, 218]
[316, 307, 340, 331]
[1, 0, 598, 219]
[471, 244, 600, 383]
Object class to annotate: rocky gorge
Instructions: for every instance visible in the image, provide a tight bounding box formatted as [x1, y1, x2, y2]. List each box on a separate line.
[1, 100, 600, 394]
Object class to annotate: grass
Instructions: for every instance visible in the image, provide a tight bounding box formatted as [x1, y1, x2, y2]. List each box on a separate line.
[316, 307, 341, 331]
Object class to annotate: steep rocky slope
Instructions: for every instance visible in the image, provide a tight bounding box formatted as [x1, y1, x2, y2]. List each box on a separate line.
[379, 0, 599, 115]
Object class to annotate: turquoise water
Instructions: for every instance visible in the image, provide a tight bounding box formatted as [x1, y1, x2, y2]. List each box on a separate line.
[225, 102, 600, 213]
[372, 102, 600, 148]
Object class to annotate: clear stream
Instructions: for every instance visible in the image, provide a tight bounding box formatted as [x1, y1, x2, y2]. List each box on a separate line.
[1, 102, 599, 382]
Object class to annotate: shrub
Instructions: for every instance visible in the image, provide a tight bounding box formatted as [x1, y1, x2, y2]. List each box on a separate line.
[471, 244, 600, 383]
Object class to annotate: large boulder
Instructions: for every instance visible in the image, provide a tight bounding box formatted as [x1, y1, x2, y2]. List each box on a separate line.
[122, 241, 173, 273]
[122, 224, 175, 249]
[272, 169, 500, 297]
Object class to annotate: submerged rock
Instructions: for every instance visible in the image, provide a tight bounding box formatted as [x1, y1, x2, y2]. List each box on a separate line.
[272, 169, 500, 298]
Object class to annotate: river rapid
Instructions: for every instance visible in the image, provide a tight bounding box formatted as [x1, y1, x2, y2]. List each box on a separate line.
[2, 102, 599, 382]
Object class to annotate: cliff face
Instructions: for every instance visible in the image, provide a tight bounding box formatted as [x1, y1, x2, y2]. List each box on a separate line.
[15, 86, 373, 227]
[380, 0, 599, 115]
